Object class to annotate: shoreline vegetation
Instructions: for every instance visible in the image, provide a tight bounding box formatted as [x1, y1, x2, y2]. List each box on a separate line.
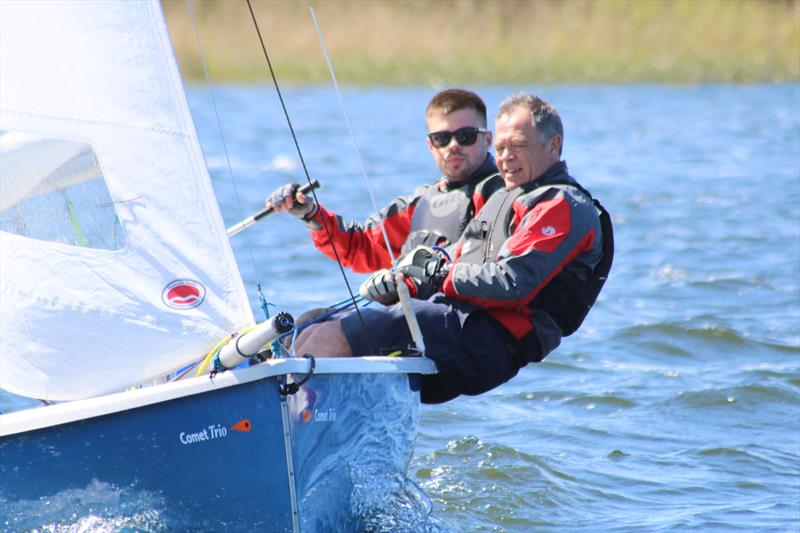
[162, 0, 799, 85]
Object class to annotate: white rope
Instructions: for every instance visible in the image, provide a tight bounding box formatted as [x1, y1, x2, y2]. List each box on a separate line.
[186, 0, 262, 289]
[307, 2, 426, 355]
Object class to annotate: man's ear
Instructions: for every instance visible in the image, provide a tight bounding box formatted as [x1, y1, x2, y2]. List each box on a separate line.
[550, 134, 563, 156]
[484, 130, 493, 151]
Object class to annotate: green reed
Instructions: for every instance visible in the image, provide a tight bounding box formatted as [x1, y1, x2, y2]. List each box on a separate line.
[162, 0, 799, 85]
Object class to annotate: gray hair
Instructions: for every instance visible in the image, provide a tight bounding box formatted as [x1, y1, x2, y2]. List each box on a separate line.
[497, 93, 564, 155]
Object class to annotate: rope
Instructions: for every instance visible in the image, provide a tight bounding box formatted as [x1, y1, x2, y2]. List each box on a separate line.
[173, 294, 365, 381]
[245, 0, 375, 354]
[307, 1, 426, 355]
[278, 294, 368, 356]
[306, 4, 397, 267]
[186, 0, 263, 300]
[192, 324, 259, 377]
[61, 190, 88, 247]
[279, 354, 316, 396]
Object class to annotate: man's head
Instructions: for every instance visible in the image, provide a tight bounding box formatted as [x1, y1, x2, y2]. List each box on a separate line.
[426, 89, 492, 183]
[494, 93, 563, 190]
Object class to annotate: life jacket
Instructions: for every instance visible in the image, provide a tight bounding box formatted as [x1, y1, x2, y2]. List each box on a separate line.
[403, 185, 475, 253]
[458, 180, 614, 338]
[531, 183, 613, 336]
[402, 155, 500, 254]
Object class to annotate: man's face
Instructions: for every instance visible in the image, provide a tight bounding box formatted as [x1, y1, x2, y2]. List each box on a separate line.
[494, 107, 561, 190]
[426, 108, 492, 182]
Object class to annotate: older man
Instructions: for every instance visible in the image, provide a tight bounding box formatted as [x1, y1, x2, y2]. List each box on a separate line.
[296, 93, 613, 404]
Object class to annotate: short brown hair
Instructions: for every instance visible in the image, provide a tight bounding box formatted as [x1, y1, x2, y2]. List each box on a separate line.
[497, 93, 563, 155]
[426, 89, 487, 128]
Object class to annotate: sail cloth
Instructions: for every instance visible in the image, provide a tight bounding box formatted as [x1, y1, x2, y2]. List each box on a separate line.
[0, 133, 102, 212]
[0, 0, 254, 400]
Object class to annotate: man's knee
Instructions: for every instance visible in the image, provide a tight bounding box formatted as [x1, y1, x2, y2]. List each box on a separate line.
[295, 320, 352, 357]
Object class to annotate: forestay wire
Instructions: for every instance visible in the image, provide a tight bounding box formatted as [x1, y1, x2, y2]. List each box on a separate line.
[244, 0, 375, 352]
[186, 0, 272, 319]
[306, 2, 426, 354]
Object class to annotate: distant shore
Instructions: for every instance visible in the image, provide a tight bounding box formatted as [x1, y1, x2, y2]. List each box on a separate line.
[162, 0, 799, 85]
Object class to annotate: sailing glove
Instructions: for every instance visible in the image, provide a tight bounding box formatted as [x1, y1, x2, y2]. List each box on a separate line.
[359, 269, 399, 305]
[267, 182, 319, 225]
[397, 245, 451, 300]
[359, 246, 450, 304]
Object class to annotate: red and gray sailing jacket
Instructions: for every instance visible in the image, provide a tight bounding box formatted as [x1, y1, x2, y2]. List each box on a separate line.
[443, 161, 614, 362]
[307, 155, 502, 273]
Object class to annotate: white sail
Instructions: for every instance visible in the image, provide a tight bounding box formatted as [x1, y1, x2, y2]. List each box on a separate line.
[0, 133, 101, 211]
[0, 0, 254, 400]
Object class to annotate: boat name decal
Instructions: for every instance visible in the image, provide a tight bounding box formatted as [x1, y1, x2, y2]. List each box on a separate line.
[302, 407, 337, 423]
[179, 419, 252, 445]
[162, 279, 206, 310]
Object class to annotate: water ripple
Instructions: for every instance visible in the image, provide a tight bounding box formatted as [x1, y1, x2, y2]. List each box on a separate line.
[668, 383, 800, 408]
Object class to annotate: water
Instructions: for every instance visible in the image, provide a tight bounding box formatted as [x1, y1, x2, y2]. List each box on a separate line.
[4, 84, 798, 532]
[193, 83, 799, 532]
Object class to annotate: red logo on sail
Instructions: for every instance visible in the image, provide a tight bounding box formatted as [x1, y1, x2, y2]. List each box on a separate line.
[162, 279, 206, 310]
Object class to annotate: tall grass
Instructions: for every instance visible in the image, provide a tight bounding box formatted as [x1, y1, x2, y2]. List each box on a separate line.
[162, 0, 799, 85]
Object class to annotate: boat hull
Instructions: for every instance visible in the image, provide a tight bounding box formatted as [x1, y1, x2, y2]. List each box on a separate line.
[1, 376, 292, 531]
[0, 357, 436, 532]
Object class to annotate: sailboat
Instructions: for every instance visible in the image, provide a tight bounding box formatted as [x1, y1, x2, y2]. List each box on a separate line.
[0, 1, 436, 530]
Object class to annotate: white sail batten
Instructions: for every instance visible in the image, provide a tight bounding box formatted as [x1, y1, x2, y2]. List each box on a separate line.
[0, 0, 253, 400]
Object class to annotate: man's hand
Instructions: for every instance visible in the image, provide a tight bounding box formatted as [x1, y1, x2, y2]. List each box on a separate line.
[397, 246, 450, 300]
[266, 183, 318, 221]
[359, 269, 399, 305]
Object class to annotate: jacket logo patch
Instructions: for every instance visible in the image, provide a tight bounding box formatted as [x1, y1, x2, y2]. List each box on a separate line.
[429, 191, 463, 217]
[162, 279, 206, 309]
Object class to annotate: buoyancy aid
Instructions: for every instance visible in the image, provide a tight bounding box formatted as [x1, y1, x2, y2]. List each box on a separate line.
[457, 176, 614, 340]
[531, 184, 613, 336]
[402, 155, 501, 254]
[404, 186, 475, 253]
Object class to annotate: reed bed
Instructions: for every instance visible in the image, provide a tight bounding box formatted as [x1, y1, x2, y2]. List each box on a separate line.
[162, 0, 799, 85]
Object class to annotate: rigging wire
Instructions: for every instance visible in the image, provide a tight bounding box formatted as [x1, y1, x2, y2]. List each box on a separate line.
[186, 0, 267, 318]
[244, 0, 374, 353]
[306, 4, 398, 268]
[307, 1, 426, 354]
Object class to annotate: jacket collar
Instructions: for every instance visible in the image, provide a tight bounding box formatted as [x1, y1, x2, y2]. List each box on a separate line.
[520, 160, 572, 192]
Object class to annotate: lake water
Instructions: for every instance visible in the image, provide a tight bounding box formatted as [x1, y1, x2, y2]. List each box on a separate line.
[188, 83, 799, 532]
[2, 83, 797, 532]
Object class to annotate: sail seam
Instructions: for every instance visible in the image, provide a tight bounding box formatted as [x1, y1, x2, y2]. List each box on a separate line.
[0, 282, 227, 336]
[0, 108, 188, 138]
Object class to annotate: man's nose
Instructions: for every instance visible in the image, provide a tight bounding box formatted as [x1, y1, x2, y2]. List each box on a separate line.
[445, 137, 461, 149]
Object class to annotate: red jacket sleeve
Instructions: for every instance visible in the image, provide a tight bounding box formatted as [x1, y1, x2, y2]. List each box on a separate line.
[308, 199, 416, 274]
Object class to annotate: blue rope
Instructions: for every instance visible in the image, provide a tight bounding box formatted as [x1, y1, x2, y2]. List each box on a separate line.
[432, 245, 452, 262]
[257, 283, 274, 321]
[276, 295, 369, 356]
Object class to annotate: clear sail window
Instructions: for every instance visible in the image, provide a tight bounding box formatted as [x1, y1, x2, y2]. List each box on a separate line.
[0, 131, 125, 250]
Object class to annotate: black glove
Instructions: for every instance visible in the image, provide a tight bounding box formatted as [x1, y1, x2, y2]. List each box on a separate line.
[359, 269, 399, 305]
[266, 182, 318, 223]
[397, 246, 450, 300]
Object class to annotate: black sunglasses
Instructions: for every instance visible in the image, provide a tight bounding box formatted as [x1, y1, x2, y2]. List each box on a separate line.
[428, 127, 488, 148]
